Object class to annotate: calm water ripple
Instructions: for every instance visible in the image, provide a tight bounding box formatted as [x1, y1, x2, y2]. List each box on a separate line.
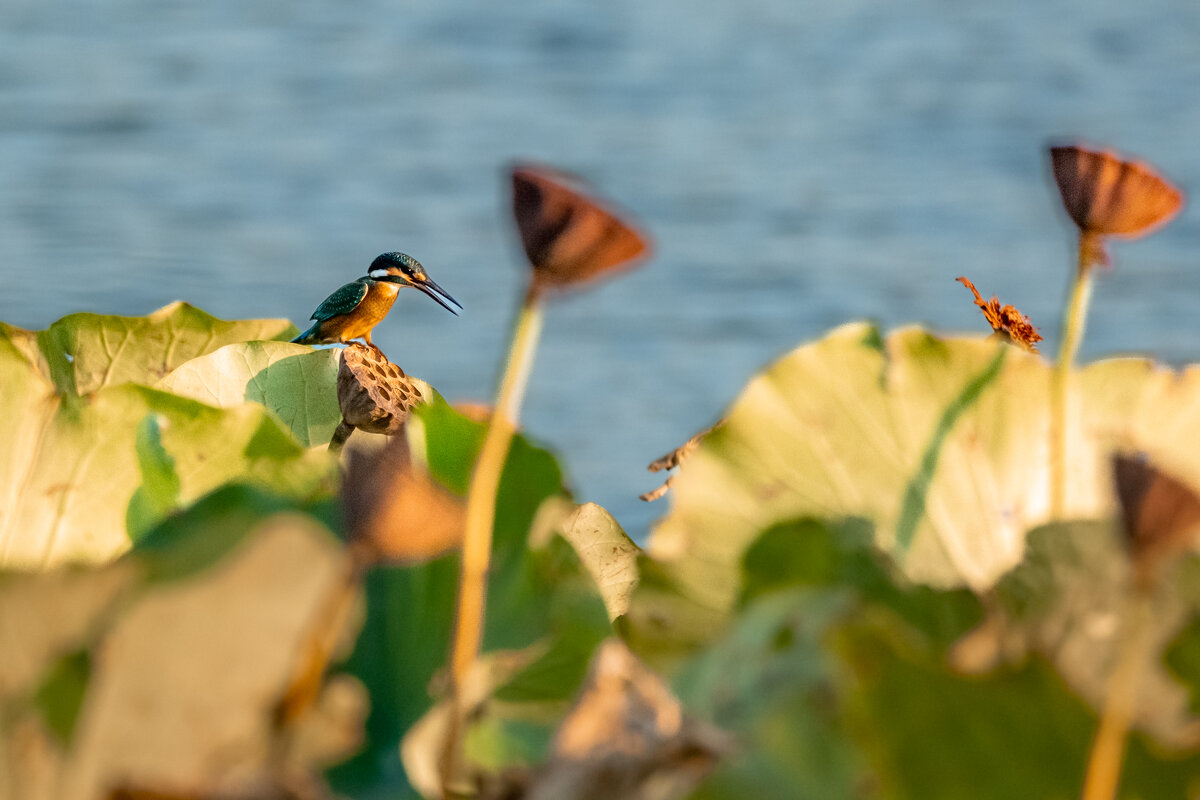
[1, 0, 1197, 537]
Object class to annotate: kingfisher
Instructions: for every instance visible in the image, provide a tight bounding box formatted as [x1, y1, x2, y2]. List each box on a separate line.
[291, 252, 461, 348]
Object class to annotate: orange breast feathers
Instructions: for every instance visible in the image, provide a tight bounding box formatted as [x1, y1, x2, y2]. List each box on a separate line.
[333, 281, 400, 341]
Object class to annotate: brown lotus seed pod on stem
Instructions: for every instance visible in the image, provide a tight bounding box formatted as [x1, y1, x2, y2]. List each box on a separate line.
[511, 163, 652, 300]
[1112, 454, 1200, 591]
[1081, 454, 1200, 800]
[444, 163, 652, 793]
[329, 343, 425, 452]
[1048, 144, 1184, 518]
[1050, 144, 1183, 272]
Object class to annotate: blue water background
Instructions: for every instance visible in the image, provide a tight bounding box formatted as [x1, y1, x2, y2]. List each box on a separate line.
[2, 0, 1198, 538]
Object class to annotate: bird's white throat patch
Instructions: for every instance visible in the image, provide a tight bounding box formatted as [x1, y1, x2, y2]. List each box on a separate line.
[369, 268, 389, 279]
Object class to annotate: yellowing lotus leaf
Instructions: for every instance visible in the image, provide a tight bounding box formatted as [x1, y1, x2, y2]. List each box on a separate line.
[649, 323, 1200, 614]
[158, 341, 343, 447]
[12, 302, 295, 396]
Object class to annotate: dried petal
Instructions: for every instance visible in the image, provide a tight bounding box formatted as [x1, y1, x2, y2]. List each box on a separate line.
[1112, 454, 1200, 587]
[511, 163, 650, 294]
[956, 277, 1043, 353]
[640, 423, 722, 502]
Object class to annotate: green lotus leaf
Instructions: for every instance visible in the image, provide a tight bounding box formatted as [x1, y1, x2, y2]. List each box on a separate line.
[670, 517, 1200, 799]
[1167, 610, 1200, 722]
[987, 522, 1200, 747]
[125, 413, 184, 540]
[7, 302, 295, 397]
[676, 587, 869, 799]
[628, 324, 1200, 796]
[331, 400, 615, 798]
[0, 358, 333, 569]
[0, 307, 333, 570]
[157, 341, 342, 447]
[646, 323, 1200, 619]
[547, 501, 640, 622]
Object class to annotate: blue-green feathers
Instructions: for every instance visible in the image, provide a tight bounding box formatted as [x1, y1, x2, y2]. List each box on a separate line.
[290, 279, 370, 344]
[309, 280, 369, 322]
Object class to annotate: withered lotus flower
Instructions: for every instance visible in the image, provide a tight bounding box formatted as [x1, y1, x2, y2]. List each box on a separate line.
[1113, 454, 1200, 588]
[511, 163, 651, 296]
[1050, 143, 1183, 268]
[956, 276, 1042, 353]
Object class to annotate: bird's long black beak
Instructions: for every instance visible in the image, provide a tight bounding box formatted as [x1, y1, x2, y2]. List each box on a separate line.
[410, 275, 462, 315]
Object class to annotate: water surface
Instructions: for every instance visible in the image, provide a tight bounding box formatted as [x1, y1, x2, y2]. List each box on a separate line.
[2, 0, 1197, 536]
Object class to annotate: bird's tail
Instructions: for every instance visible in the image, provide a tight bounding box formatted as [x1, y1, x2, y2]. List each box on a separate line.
[290, 324, 320, 345]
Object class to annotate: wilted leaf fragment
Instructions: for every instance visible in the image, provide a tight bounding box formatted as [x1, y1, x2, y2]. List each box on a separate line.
[513, 639, 728, 800]
[0, 512, 362, 800]
[401, 650, 537, 799]
[511, 163, 650, 294]
[1113, 454, 1200, 587]
[342, 433, 465, 566]
[956, 276, 1042, 353]
[641, 423, 721, 502]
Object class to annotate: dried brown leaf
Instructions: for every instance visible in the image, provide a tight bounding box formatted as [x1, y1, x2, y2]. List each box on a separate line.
[640, 423, 722, 502]
[506, 640, 729, 800]
[1, 515, 362, 800]
[956, 276, 1042, 353]
[400, 651, 537, 800]
[1113, 453, 1200, 587]
[342, 433, 465, 567]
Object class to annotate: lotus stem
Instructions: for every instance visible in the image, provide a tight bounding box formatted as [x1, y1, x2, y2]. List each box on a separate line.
[1051, 236, 1097, 517]
[442, 288, 545, 790]
[328, 420, 354, 454]
[1080, 588, 1153, 800]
